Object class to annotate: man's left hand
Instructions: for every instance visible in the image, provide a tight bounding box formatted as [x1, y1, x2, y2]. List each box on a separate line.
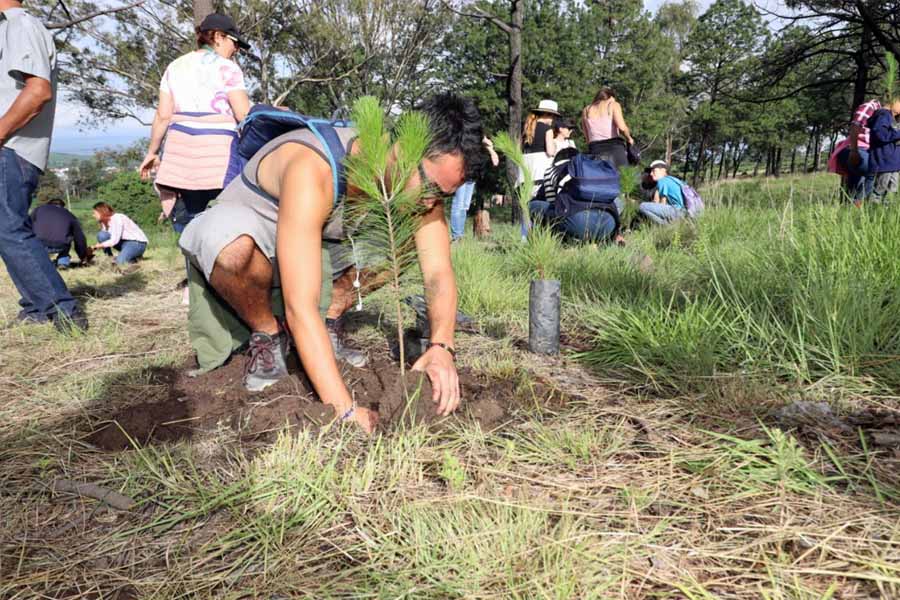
[412, 345, 460, 416]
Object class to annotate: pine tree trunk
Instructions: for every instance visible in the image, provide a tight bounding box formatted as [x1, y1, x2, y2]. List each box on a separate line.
[665, 132, 673, 166]
[717, 142, 727, 180]
[812, 133, 822, 171]
[193, 0, 214, 26]
[852, 23, 871, 116]
[730, 141, 741, 178]
[507, 0, 524, 226]
[693, 126, 710, 184]
[790, 147, 796, 174]
[803, 128, 813, 172]
[753, 153, 761, 177]
[732, 146, 744, 179]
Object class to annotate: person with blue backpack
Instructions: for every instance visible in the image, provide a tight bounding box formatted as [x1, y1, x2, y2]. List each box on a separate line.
[640, 160, 692, 225]
[529, 148, 624, 243]
[178, 93, 484, 433]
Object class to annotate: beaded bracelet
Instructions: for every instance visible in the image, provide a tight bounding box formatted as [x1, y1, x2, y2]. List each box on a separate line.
[340, 400, 357, 422]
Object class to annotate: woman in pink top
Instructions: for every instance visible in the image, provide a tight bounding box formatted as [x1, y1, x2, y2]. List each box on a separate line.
[581, 87, 635, 170]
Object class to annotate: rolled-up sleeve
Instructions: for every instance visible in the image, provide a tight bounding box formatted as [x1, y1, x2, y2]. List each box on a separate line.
[7, 20, 53, 83]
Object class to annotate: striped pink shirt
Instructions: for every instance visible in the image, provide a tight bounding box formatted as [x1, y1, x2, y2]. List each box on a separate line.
[851, 99, 881, 148]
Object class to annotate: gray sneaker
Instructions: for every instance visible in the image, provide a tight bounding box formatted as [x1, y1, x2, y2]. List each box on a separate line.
[326, 318, 368, 368]
[243, 331, 290, 392]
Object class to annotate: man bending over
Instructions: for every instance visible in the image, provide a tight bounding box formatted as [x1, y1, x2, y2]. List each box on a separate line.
[180, 94, 484, 433]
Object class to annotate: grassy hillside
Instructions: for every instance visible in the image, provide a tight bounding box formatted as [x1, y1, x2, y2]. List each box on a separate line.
[1, 173, 897, 598]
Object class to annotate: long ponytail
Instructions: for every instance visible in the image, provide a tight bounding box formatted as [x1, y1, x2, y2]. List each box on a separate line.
[523, 113, 539, 146]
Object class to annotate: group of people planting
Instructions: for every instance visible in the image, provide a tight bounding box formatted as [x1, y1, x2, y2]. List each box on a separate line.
[2, 5, 731, 433]
[448, 92, 701, 248]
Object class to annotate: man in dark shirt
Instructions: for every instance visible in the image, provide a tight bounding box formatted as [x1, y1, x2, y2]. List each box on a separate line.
[30, 199, 92, 268]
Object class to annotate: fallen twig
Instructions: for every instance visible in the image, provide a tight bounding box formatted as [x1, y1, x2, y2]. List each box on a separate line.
[52, 479, 135, 511]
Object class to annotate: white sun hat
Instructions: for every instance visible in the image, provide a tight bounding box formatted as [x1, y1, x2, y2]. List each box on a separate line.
[534, 99, 560, 115]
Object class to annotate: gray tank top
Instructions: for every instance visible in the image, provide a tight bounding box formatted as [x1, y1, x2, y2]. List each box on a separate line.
[221, 125, 357, 241]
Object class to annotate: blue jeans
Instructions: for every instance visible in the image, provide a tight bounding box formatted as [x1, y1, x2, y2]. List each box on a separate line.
[0, 148, 77, 320]
[450, 181, 475, 241]
[44, 241, 72, 267]
[98, 230, 147, 264]
[171, 189, 219, 234]
[639, 202, 685, 225]
[529, 199, 619, 242]
[837, 147, 875, 201]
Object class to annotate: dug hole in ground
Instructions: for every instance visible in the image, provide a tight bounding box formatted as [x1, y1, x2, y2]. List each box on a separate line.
[88, 342, 558, 450]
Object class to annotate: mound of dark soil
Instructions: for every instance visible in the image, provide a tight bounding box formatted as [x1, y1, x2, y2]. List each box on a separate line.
[88, 353, 543, 451]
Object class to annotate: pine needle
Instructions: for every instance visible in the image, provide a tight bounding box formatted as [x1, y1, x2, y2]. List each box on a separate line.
[492, 132, 533, 232]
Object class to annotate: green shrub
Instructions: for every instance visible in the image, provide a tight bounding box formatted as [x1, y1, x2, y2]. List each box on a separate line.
[95, 170, 160, 229]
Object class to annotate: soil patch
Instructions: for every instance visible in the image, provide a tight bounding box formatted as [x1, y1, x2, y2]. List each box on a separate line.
[88, 353, 551, 451]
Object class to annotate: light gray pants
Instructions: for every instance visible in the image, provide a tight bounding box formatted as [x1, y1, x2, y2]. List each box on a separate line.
[871, 172, 899, 203]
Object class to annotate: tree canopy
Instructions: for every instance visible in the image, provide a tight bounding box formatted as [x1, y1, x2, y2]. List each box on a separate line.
[33, 0, 899, 183]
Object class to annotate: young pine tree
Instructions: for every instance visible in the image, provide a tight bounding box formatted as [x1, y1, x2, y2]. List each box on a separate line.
[342, 96, 432, 384]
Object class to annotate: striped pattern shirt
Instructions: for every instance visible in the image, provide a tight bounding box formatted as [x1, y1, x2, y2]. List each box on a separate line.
[851, 99, 881, 148]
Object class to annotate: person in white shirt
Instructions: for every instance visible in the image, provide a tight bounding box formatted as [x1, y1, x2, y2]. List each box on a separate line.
[91, 202, 149, 265]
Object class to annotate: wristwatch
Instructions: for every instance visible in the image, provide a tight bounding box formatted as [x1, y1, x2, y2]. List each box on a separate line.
[428, 342, 456, 358]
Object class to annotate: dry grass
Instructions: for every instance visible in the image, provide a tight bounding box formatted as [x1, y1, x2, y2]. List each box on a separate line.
[0, 233, 898, 599]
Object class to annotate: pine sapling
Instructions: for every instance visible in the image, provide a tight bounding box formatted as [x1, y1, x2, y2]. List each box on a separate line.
[492, 132, 533, 233]
[343, 96, 432, 387]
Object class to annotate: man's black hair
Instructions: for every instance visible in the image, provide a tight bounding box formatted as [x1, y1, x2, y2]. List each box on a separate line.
[418, 93, 485, 179]
[47, 199, 65, 207]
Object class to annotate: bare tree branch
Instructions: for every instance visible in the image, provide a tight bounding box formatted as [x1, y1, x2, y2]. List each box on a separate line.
[441, 0, 512, 34]
[273, 57, 374, 106]
[854, 1, 900, 61]
[46, 0, 146, 30]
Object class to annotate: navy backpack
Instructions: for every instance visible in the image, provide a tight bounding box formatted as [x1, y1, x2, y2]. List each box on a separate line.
[229, 104, 353, 206]
[564, 153, 621, 204]
[554, 153, 622, 233]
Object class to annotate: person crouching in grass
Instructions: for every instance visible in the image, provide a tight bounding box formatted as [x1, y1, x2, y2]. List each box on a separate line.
[91, 202, 149, 265]
[178, 93, 485, 433]
[639, 160, 687, 225]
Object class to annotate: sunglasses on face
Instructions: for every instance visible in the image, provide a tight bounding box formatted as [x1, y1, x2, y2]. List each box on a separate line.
[226, 35, 241, 51]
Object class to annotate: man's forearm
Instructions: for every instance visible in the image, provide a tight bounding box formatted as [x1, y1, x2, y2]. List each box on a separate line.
[287, 305, 354, 412]
[425, 269, 457, 346]
[0, 79, 52, 143]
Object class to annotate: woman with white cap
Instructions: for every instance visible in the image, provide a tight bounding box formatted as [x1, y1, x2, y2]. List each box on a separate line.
[521, 99, 562, 194]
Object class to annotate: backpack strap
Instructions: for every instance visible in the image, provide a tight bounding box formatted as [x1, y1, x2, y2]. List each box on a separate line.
[236, 110, 351, 207]
[305, 119, 349, 205]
